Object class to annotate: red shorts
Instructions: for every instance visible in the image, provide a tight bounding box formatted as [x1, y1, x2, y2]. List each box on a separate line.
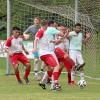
[54, 47, 65, 60]
[40, 54, 58, 67]
[54, 47, 75, 71]
[10, 53, 30, 67]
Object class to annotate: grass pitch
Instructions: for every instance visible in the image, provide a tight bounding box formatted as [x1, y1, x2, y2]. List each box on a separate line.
[0, 58, 100, 100]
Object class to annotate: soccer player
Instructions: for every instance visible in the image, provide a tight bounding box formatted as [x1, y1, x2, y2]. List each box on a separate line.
[33, 20, 64, 91]
[24, 17, 43, 80]
[50, 24, 75, 85]
[5, 27, 31, 84]
[68, 23, 91, 83]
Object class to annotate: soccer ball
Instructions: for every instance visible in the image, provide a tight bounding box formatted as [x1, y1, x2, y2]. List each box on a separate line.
[78, 80, 86, 89]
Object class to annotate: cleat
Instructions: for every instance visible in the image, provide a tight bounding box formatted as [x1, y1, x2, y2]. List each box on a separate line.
[51, 83, 61, 91]
[18, 80, 23, 85]
[39, 83, 46, 89]
[68, 81, 76, 85]
[24, 77, 30, 85]
[46, 79, 51, 85]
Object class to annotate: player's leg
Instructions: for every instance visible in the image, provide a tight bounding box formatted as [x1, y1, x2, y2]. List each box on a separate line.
[40, 61, 46, 72]
[33, 51, 40, 80]
[39, 62, 46, 79]
[51, 53, 61, 90]
[19, 53, 31, 84]
[76, 51, 85, 81]
[58, 62, 64, 78]
[39, 67, 53, 89]
[10, 54, 22, 84]
[69, 50, 77, 84]
[54, 47, 75, 85]
[40, 54, 61, 91]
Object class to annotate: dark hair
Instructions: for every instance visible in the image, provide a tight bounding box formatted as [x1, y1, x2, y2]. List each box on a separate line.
[41, 20, 48, 26]
[12, 26, 20, 31]
[75, 23, 81, 27]
[34, 17, 41, 21]
[48, 20, 54, 26]
[59, 23, 66, 27]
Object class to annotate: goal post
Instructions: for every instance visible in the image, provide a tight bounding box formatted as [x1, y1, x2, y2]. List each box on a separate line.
[6, 0, 11, 75]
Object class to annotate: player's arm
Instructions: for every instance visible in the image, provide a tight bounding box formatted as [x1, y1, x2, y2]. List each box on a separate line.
[50, 27, 65, 44]
[83, 32, 91, 44]
[5, 47, 12, 55]
[50, 29, 69, 45]
[33, 29, 44, 52]
[57, 29, 69, 43]
[50, 39, 63, 45]
[22, 44, 29, 55]
[23, 26, 32, 38]
[23, 26, 31, 35]
[5, 37, 13, 56]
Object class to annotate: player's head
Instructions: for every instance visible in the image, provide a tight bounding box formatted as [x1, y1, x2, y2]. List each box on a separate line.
[75, 23, 81, 33]
[48, 20, 55, 27]
[58, 24, 66, 33]
[54, 21, 60, 28]
[12, 26, 21, 38]
[41, 20, 48, 28]
[34, 17, 41, 25]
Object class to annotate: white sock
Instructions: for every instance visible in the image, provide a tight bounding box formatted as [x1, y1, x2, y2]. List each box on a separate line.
[41, 71, 48, 84]
[34, 58, 39, 73]
[71, 71, 75, 81]
[41, 62, 46, 71]
[51, 75, 54, 89]
[80, 72, 84, 80]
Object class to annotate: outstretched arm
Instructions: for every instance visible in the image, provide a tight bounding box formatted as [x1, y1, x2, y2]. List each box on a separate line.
[83, 32, 91, 44]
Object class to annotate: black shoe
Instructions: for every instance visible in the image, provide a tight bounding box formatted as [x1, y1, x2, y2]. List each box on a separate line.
[24, 77, 30, 85]
[39, 83, 46, 89]
[18, 80, 23, 85]
[76, 63, 85, 71]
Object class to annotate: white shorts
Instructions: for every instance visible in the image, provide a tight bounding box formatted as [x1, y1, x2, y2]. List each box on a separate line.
[69, 50, 84, 66]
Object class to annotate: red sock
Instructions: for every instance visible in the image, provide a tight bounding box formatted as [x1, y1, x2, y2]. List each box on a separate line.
[47, 70, 53, 80]
[58, 68, 63, 78]
[24, 67, 30, 78]
[68, 72, 71, 84]
[15, 70, 21, 81]
[53, 72, 59, 83]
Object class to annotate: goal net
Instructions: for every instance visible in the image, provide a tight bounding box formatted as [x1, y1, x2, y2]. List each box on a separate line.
[1, 0, 100, 78]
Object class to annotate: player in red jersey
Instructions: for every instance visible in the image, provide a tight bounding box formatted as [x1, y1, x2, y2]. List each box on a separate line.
[33, 20, 64, 91]
[5, 27, 31, 84]
[50, 24, 75, 87]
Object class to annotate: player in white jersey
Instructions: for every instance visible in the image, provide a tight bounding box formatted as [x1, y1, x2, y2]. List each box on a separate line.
[68, 23, 91, 83]
[33, 20, 64, 91]
[5, 27, 31, 84]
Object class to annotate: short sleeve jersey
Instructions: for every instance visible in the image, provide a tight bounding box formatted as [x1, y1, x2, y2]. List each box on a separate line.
[69, 31, 83, 51]
[5, 36, 23, 53]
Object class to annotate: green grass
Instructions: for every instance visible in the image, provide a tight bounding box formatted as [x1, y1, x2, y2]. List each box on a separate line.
[0, 58, 100, 100]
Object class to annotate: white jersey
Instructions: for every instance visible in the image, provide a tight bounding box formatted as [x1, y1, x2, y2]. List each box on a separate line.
[69, 31, 83, 51]
[35, 27, 60, 56]
[5, 36, 23, 53]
